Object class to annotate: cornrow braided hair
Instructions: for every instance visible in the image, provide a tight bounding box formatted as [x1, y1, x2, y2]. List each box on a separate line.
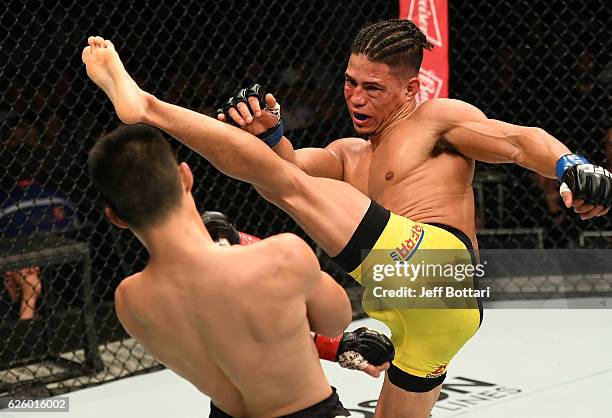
[351, 19, 433, 74]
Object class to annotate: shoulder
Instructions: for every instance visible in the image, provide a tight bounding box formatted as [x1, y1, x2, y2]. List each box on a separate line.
[114, 274, 139, 307]
[325, 137, 368, 158]
[326, 137, 367, 150]
[260, 233, 320, 283]
[114, 272, 150, 313]
[114, 273, 143, 329]
[261, 233, 317, 263]
[415, 98, 487, 124]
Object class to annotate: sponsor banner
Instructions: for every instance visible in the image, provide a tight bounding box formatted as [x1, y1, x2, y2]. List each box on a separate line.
[400, 0, 449, 101]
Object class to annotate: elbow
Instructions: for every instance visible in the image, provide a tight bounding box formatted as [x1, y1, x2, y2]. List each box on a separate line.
[309, 302, 352, 338]
[327, 296, 353, 337]
[339, 295, 353, 331]
[315, 320, 349, 340]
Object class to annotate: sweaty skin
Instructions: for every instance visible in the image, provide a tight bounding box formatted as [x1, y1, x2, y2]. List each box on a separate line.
[82, 37, 354, 418]
[216, 54, 579, 418]
[115, 234, 342, 418]
[82, 35, 582, 418]
[331, 126, 478, 245]
[268, 53, 578, 246]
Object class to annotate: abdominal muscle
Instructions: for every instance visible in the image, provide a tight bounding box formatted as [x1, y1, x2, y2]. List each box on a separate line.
[378, 180, 477, 246]
[345, 148, 478, 248]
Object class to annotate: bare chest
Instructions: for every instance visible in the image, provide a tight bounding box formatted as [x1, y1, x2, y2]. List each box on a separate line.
[344, 133, 436, 199]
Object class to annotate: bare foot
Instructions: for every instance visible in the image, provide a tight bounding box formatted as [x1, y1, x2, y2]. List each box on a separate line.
[82, 36, 148, 124]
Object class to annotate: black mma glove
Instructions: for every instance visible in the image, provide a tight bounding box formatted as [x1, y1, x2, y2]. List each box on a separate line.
[201, 211, 240, 245]
[556, 154, 612, 208]
[213, 83, 284, 147]
[314, 327, 395, 370]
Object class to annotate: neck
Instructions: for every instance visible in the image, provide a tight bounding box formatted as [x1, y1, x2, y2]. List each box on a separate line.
[136, 202, 215, 266]
[369, 100, 417, 147]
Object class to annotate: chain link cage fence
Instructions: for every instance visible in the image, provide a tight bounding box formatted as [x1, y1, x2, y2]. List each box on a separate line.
[450, 0, 612, 300]
[0, 0, 610, 400]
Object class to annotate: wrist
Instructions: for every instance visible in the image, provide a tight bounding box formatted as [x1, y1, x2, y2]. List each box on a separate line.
[257, 120, 284, 147]
[556, 154, 589, 181]
[313, 333, 342, 362]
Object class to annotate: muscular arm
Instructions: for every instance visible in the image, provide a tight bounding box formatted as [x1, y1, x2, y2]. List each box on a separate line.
[276, 233, 352, 337]
[305, 271, 352, 337]
[433, 99, 571, 178]
[272, 137, 345, 180]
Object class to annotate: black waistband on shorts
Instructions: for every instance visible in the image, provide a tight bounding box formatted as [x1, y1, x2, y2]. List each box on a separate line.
[209, 387, 349, 418]
[428, 223, 474, 252]
[331, 200, 390, 273]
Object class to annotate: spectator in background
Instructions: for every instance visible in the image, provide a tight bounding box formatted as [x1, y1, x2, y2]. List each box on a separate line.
[1, 121, 78, 320]
[3, 267, 41, 320]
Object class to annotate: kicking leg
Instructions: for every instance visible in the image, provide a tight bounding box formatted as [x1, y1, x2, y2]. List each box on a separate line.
[375, 375, 442, 418]
[82, 36, 370, 255]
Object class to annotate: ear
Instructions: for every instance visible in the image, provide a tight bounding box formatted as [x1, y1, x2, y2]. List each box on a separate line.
[105, 206, 129, 229]
[404, 76, 420, 100]
[178, 162, 194, 193]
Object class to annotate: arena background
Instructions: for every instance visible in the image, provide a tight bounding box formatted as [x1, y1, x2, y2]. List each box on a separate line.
[1, 0, 610, 399]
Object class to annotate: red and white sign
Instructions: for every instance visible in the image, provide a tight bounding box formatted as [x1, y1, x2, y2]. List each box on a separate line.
[400, 0, 449, 102]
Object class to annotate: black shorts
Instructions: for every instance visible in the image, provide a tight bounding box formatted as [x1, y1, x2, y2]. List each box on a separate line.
[209, 387, 350, 417]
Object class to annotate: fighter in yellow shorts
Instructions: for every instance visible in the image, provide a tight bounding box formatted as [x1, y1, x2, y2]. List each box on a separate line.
[332, 201, 482, 391]
[83, 19, 612, 418]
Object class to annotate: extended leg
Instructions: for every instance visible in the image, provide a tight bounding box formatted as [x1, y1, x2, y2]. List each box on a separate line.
[82, 36, 370, 255]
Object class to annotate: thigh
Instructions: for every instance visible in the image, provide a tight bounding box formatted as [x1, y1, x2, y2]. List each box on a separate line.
[255, 167, 372, 256]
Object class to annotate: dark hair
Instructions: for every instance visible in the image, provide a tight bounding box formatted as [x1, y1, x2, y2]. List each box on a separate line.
[87, 124, 182, 230]
[351, 19, 433, 75]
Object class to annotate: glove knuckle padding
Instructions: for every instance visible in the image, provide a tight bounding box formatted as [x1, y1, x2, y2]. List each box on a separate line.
[223, 84, 266, 112]
[339, 327, 395, 366]
[246, 84, 267, 109]
[201, 211, 241, 245]
[562, 164, 612, 206]
[216, 84, 267, 127]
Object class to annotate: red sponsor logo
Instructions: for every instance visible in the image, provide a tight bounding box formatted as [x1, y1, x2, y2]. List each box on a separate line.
[407, 0, 443, 47]
[401, 0, 449, 99]
[390, 224, 424, 262]
[427, 363, 448, 378]
[418, 68, 443, 103]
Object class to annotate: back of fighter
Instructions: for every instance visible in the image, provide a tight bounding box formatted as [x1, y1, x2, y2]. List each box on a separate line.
[115, 230, 352, 417]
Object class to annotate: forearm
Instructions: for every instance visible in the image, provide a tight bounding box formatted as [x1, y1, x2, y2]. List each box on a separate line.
[142, 94, 292, 190]
[515, 127, 571, 178]
[272, 138, 337, 178]
[271, 137, 300, 166]
[272, 139, 345, 179]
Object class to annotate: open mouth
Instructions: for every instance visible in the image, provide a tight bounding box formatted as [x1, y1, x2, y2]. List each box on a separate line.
[353, 112, 369, 121]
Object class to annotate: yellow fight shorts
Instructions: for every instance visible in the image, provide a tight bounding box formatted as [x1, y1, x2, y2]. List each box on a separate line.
[332, 200, 483, 392]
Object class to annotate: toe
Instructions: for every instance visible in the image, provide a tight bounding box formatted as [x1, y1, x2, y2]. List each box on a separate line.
[82, 46, 91, 62]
